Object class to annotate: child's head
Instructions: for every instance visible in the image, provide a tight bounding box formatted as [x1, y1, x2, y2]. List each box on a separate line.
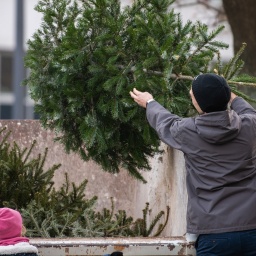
[0, 208, 23, 240]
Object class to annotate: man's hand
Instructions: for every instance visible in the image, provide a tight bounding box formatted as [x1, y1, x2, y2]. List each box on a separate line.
[230, 92, 237, 104]
[129, 88, 153, 108]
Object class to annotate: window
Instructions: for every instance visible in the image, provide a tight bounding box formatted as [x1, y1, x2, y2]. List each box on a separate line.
[0, 105, 12, 119]
[0, 51, 37, 119]
[0, 52, 13, 93]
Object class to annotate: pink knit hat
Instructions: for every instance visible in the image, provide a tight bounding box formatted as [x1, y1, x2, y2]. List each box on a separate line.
[0, 208, 22, 240]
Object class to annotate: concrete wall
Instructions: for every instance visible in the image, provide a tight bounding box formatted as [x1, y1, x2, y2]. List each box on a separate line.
[0, 120, 187, 237]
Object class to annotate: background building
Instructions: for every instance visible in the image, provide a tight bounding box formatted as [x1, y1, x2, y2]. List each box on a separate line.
[0, 0, 41, 119]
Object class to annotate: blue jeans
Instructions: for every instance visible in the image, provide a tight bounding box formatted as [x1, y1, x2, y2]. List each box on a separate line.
[196, 229, 256, 256]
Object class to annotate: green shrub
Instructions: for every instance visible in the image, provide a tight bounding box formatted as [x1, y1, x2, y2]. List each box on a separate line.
[0, 127, 169, 237]
[0, 127, 59, 209]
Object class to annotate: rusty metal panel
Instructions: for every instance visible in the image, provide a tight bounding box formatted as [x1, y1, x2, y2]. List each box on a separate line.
[30, 237, 196, 256]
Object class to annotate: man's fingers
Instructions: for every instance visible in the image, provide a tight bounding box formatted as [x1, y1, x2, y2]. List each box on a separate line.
[129, 91, 137, 99]
[129, 88, 149, 109]
[133, 88, 141, 95]
[130, 91, 140, 103]
[130, 88, 141, 99]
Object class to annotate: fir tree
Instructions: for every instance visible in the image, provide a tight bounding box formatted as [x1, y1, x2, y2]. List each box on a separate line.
[24, 0, 256, 182]
[0, 127, 59, 209]
[22, 198, 169, 238]
[0, 127, 169, 237]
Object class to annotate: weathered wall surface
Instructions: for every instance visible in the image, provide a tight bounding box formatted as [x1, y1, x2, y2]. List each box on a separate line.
[0, 120, 187, 236]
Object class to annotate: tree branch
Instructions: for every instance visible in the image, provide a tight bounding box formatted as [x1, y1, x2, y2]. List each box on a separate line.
[120, 65, 256, 87]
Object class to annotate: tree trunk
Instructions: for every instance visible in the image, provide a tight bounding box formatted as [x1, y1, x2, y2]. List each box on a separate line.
[223, 0, 256, 76]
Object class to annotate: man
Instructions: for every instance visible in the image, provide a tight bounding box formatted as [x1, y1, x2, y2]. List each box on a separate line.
[129, 73, 256, 256]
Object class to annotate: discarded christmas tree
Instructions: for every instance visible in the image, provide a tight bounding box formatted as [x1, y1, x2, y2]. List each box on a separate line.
[24, 0, 256, 182]
[0, 127, 169, 237]
[0, 127, 59, 209]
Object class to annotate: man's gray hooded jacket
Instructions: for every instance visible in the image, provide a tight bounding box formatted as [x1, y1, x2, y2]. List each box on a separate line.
[146, 97, 256, 234]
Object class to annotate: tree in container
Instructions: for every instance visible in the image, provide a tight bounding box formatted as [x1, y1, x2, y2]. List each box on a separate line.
[0, 127, 59, 209]
[0, 127, 169, 237]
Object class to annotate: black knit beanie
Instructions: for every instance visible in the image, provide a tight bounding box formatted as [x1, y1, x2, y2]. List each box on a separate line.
[192, 73, 231, 113]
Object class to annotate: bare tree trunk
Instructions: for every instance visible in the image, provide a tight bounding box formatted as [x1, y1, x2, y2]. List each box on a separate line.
[223, 0, 256, 76]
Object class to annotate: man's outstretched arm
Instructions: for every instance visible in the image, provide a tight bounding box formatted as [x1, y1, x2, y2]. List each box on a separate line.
[230, 92, 256, 115]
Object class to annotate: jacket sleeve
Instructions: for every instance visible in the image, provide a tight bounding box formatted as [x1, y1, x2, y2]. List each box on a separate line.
[146, 101, 183, 150]
[231, 97, 256, 115]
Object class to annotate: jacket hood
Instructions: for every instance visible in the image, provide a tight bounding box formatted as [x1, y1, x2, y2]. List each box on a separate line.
[195, 110, 241, 144]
